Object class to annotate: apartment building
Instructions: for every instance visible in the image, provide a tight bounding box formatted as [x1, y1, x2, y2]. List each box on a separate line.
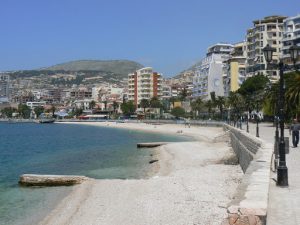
[245, 15, 287, 82]
[282, 14, 300, 67]
[128, 67, 162, 105]
[223, 42, 247, 96]
[193, 43, 233, 100]
[0, 74, 10, 103]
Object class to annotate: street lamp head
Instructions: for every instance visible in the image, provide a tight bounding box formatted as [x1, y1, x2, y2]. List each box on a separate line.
[263, 44, 276, 63]
[289, 45, 300, 65]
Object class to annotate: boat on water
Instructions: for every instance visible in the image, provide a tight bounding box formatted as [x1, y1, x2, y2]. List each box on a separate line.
[38, 118, 55, 123]
[38, 113, 55, 123]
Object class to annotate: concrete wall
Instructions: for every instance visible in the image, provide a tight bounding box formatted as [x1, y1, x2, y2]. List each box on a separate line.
[222, 124, 273, 225]
[225, 125, 262, 172]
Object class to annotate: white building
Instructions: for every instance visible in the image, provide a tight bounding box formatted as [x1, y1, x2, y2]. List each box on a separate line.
[282, 14, 300, 67]
[26, 101, 46, 109]
[245, 15, 286, 82]
[193, 43, 233, 100]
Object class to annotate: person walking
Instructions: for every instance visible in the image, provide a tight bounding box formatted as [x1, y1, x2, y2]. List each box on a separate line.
[290, 119, 300, 147]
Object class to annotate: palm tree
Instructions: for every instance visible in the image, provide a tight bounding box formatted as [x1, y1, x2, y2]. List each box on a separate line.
[191, 97, 203, 118]
[227, 92, 244, 125]
[286, 73, 300, 105]
[204, 100, 214, 119]
[150, 96, 162, 108]
[89, 100, 96, 109]
[215, 96, 225, 120]
[139, 99, 150, 113]
[286, 73, 300, 119]
[113, 101, 119, 113]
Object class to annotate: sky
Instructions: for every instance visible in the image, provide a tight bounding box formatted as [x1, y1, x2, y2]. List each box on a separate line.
[0, 0, 299, 77]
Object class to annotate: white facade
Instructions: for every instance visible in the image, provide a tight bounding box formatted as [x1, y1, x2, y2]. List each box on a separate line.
[193, 43, 233, 100]
[245, 15, 286, 82]
[282, 14, 300, 67]
[26, 101, 46, 109]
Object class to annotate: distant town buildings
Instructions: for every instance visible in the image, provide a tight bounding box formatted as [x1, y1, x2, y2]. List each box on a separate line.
[1, 14, 300, 117]
[128, 67, 162, 105]
[0, 74, 10, 103]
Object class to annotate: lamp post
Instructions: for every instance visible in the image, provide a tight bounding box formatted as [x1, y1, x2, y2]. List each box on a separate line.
[246, 112, 249, 133]
[256, 100, 259, 137]
[263, 44, 300, 187]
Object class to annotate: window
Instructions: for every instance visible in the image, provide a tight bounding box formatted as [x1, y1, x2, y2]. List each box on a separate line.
[273, 33, 277, 37]
[260, 41, 264, 47]
[273, 41, 277, 45]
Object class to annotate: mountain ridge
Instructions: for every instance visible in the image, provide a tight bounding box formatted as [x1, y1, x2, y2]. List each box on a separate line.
[43, 59, 144, 75]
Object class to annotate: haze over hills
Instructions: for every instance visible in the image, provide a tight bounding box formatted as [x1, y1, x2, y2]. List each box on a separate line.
[174, 60, 201, 78]
[43, 59, 144, 76]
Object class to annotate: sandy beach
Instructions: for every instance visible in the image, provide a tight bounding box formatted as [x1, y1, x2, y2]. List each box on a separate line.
[39, 122, 243, 225]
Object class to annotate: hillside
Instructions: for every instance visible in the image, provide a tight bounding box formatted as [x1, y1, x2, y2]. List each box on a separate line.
[44, 60, 144, 75]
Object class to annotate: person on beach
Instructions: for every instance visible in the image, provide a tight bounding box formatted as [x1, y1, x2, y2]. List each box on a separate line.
[289, 119, 300, 147]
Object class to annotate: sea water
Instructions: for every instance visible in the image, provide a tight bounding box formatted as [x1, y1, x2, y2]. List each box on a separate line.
[0, 122, 191, 225]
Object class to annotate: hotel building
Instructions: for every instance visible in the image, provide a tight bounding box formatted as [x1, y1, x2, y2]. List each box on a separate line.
[282, 14, 300, 67]
[223, 42, 247, 96]
[193, 43, 233, 100]
[128, 67, 162, 105]
[245, 15, 287, 82]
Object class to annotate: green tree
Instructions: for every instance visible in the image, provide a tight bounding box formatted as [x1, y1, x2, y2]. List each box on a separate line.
[34, 106, 44, 118]
[18, 104, 31, 119]
[238, 75, 269, 113]
[74, 108, 83, 117]
[121, 101, 136, 116]
[139, 99, 150, 113]
[150, 96, 162, 108]
[215, 96, 226, 120]
[103, 100, 108, 110]
[179, 88, 188, 101]
[284, 71, 300, 120]
[204, 100, 214, 118]
[227, 92, 244, 124]
[190, 97, 203, 118]
[89, 100, 96, 109]
[264, 82, 279, 116]
[171, 107, 185, 119]
[1, 107, 17, 118]
[113, 101, 119, 113]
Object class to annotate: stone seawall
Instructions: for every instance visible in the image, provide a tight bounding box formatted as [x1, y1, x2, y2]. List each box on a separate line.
[222, 124, 273, 225]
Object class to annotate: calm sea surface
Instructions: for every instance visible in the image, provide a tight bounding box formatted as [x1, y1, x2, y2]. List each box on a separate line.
[0, 122, 191, 225]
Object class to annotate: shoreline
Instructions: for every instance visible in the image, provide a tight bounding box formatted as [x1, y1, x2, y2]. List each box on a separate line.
[39, 122, 243, 225]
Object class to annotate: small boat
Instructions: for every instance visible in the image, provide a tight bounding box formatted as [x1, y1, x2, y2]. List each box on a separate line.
[38, 113, 55, 124]
[39, 118, 55, 123]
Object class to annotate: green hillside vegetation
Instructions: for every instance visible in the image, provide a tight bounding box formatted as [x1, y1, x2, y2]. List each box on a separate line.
[45, 60, 143, 75]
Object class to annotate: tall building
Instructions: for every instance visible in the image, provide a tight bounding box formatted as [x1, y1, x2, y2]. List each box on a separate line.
[223, 42, 247, 96]
[0, 74, 10, 103]
[128, 67, 162, 105]
[193, 43, 233, 100]
[245, 15, 287, 82]
[282, 14, 300, 67]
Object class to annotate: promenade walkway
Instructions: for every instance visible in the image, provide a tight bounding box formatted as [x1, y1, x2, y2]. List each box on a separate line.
[245, 122, 300, 225]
